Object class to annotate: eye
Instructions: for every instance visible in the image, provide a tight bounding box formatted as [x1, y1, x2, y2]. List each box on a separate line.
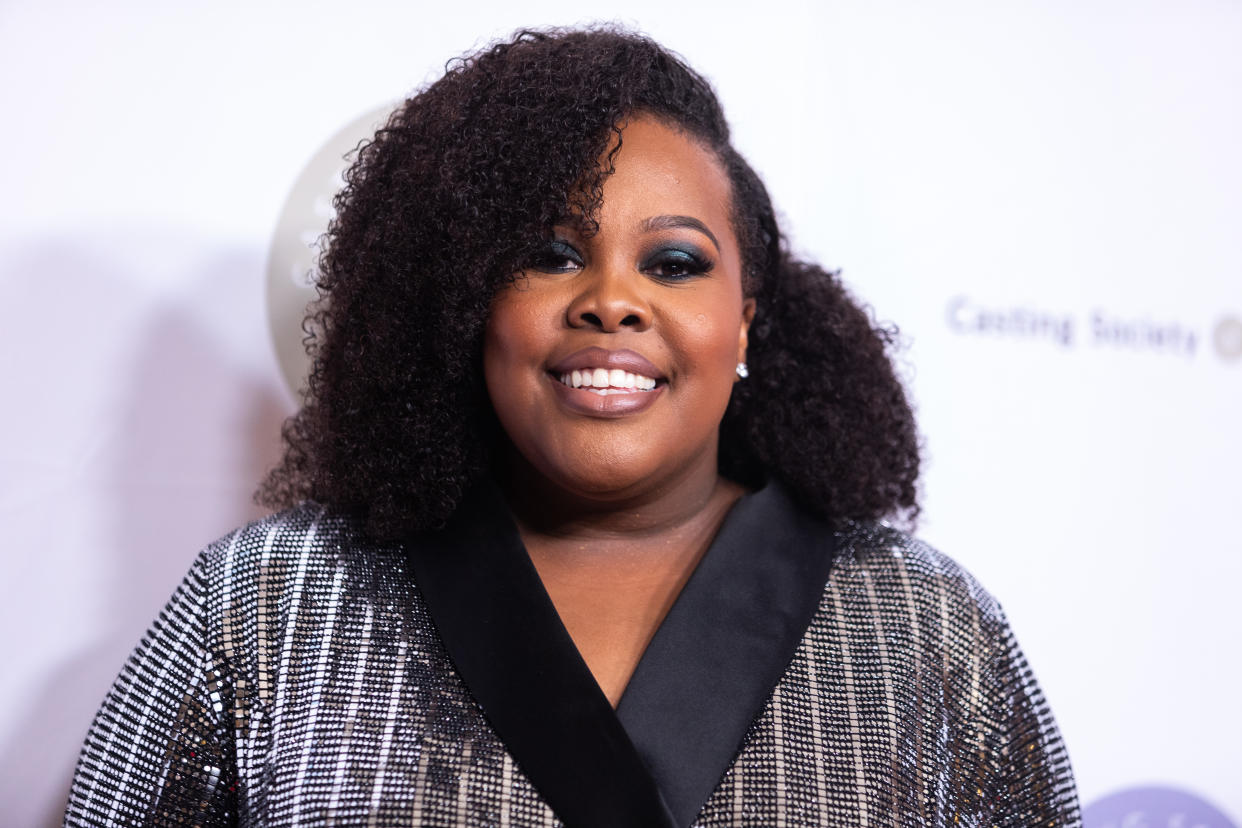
[525, 240, 583, 274]
[641, 245, 715, 282]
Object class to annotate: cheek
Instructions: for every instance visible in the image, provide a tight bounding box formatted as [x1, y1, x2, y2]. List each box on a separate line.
[484, 290, 548, 372]
[679, 301, 746, 376]
[482, 288, 569, 459]
[663, 306, 745, 424]
[482, 300, 539, 423]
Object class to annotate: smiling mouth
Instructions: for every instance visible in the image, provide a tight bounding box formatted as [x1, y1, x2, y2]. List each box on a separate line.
[553, 368, 662, 394]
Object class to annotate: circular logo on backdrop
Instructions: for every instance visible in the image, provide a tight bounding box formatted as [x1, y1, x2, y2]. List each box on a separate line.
[1084, 785, 1237, 828]
[1213, 314, 1242, 362]
[265, 104, 398, 398]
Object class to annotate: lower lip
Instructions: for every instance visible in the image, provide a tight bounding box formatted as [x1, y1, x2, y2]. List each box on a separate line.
[548, 374, 665, 417]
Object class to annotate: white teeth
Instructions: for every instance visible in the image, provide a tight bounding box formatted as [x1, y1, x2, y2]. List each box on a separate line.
[557, 368, 660, 392]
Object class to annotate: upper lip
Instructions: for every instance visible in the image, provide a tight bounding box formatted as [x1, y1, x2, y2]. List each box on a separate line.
[548, 347, 665, 380]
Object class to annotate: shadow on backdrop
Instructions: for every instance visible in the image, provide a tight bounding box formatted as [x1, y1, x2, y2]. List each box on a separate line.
[0, 239, 291, 826]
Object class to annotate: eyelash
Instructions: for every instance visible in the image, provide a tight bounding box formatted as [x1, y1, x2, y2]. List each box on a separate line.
[524, 240, 583, 274]
[524, 240, 715, 281]
[642, 246, 714, 282]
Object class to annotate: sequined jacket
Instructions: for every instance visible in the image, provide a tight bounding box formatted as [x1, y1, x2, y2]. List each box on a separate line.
[64, 483, 1081, 827]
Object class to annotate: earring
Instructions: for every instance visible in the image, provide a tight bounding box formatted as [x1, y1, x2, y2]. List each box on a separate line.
[735, 362, 749, 379]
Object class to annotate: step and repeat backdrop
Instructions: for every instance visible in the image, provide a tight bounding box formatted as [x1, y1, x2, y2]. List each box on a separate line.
[2, 1, 1237, 825]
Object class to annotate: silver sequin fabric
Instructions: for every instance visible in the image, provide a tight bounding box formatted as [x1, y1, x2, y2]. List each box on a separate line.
[65, 504, 1080, 826]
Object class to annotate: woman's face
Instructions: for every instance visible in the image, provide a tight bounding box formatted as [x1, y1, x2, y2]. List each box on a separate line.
[483, 115, 755, 502]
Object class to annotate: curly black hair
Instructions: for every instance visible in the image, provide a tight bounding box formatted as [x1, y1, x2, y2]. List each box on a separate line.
[259, 26, 920, 540]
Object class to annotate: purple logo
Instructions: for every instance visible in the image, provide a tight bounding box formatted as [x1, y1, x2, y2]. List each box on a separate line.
[1084, 786, 1237, 828]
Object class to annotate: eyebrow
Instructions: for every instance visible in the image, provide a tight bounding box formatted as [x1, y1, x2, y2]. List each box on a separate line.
[641, 215, 721, 253]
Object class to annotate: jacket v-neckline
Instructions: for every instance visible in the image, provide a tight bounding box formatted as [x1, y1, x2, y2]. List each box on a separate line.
[403, 480, 837, 828]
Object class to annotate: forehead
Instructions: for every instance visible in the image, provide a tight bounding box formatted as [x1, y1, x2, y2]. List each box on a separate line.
[592, 115, 734, 234]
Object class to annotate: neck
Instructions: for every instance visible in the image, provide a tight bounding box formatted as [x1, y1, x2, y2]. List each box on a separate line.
[498, 447, 737, 544]
[495, 447, 750, 709]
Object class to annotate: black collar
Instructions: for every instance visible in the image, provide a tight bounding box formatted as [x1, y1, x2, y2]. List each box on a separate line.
[404, 481, 837, 828]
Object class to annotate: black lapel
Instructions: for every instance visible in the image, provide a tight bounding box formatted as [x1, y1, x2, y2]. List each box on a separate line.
[403, 483, 677, 828]
[614, 482, 838, 826]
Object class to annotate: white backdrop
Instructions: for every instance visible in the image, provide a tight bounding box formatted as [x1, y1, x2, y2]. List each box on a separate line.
[2, 1, 1238, 825]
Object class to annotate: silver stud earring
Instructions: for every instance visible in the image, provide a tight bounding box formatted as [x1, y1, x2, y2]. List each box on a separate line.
[735, 362, 749, 379]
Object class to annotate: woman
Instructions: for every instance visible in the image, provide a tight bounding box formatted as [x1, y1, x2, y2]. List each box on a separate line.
[65, 27, 1080, 827]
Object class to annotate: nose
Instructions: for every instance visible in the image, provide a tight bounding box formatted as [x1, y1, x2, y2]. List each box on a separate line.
[566, 265, 652, 332]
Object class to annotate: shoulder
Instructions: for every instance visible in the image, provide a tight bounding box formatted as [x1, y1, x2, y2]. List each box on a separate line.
[188, 503, 395, 605]
[196, 502, 368, 567]
[180, 504, 420, 658]
[828, 520, 1008, 644]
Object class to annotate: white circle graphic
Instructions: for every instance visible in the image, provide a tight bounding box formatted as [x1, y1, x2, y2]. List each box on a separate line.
[265, 104, 398, 398]
[1213, 315, 1242, 362]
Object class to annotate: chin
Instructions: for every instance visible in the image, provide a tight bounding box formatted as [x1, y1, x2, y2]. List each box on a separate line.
[528, 450, 673, 503]
[550, 466, 659, 501]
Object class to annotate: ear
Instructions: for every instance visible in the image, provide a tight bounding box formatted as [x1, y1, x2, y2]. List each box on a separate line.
[736, 297, 756, 374]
